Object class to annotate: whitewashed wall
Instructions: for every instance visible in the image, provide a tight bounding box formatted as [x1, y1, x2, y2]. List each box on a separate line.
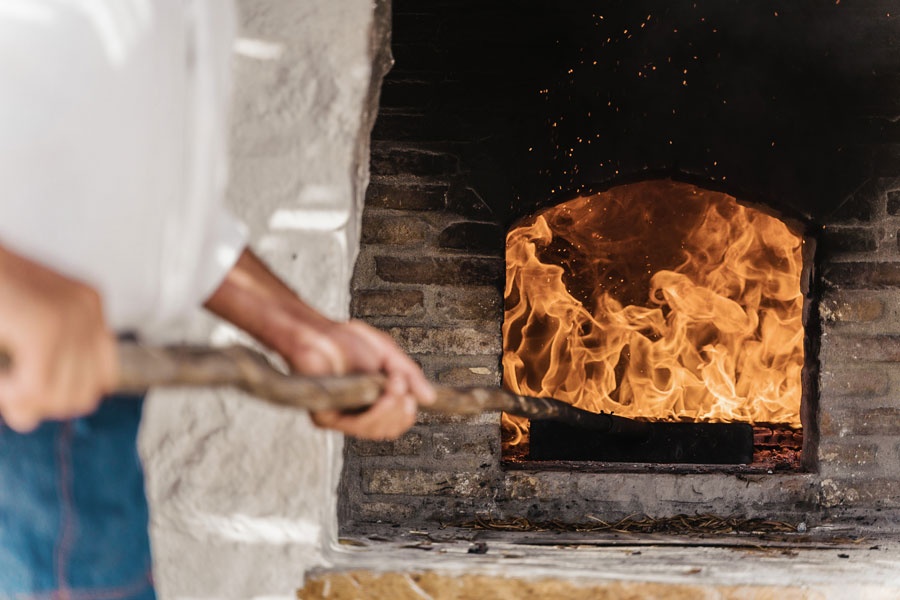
[139, 1, 389, 597]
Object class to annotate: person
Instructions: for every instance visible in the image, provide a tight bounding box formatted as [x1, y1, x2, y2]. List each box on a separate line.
[0, 2, 434, 598]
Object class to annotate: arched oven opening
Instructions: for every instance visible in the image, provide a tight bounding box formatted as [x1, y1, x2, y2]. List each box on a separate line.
[502, 180, 809, 470]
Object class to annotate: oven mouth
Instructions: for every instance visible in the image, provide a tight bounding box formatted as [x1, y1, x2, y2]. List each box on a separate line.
[500, 179, 811, 473]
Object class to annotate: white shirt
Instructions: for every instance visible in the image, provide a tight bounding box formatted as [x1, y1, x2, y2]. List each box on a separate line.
[0, 0, 246, 333]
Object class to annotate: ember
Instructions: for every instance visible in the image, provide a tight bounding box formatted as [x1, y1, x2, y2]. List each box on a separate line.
[502, 180, 804, 457]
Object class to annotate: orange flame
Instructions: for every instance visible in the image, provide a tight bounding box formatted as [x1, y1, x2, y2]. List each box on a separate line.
[502, 180, 803, 447]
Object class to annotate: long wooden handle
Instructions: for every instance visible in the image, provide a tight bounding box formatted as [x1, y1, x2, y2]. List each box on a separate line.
[2, 343, 650, 435]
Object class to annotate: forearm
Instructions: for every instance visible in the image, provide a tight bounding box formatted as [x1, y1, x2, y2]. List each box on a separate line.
[203, 249, 335, 356]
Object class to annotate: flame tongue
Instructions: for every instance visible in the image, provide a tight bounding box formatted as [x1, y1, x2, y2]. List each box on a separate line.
[502, 181, 804, 446]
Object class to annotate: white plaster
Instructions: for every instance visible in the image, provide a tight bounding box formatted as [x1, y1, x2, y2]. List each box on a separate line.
[138, 0, 384, 597]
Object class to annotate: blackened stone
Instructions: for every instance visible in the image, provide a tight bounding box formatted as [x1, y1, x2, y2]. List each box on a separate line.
[438, 222, 504, 256]
[361, 213, 429, 245]
[375, 256, 503, 286]
[373, 113, 482, 143]
[446, 185, 496, 219]
[888, 191, 900, 216]
[366, 183, 447, 211]
[828, 195, 875, 223]
[370, 146, 458, 178]
[822, 262, 900, 289]
[820, 227, 878, 253]
[352, 289, 424, 318]
[824, 334, 900, 363]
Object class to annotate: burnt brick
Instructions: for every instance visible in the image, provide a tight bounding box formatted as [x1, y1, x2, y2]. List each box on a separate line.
[361, 213, 429, 245]
[364, 469, 491, 497]
[819, 478, 900, 509]
[446, 185, 495, 219]
[355, 502, 416, 522]
[373, 113, 480, 143]
[366, 183, 447, 211]
[820, 227, 878, 253]
[869, 143, 900, 177]
[436, 365, 500, 387]
[438, 222, 504, 256]
[820, 408, 900, 437]
[433, 427, 498, 460]
[888, 190, 900, 216]
[823, 335, 900, 362]
[431, 287, 502, 322]
[352, 289, 424, 318]
[387, 326, 501, 355]
[370, 146, 458, 178]
[818, 441, 879, 471]
[347, 432, 424, 457]
[819, 368, 890, 398]
[819, 294, 884, 323]
[821, 262, 900, 289]
[375, 256, 503, 286]
[828, 195, 875, 222]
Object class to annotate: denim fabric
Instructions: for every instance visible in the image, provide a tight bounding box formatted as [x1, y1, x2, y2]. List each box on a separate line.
[0, 396, 155, 600]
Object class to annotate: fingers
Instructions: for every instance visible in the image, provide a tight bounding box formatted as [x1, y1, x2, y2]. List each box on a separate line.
[311, 393, 416, 440]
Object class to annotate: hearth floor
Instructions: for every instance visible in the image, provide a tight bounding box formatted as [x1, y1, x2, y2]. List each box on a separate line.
[298, 525, 900, 599]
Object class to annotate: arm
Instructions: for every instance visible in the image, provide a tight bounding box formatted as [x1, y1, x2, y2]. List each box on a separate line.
[203, 249, 434, 440]
[0, 244, 118, 432]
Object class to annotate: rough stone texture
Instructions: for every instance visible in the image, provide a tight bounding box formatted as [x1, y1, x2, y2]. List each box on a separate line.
[298, 536, 900, 600]
[361, 211, 430, 245]
[351, 289, 425, 318]
[386, 326, 502, 356]
[365, 182, 448, 211]
[437, 222, 505, 255]
[343, 0, 900, 560]
[138, 0, 390, 597]
[374, 255, 504, 285]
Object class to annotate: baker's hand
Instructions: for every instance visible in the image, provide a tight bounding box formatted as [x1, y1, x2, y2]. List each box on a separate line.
[0, 245, 118, 432]
[203, 249, 435, 440]
[284, 319, 435, 440]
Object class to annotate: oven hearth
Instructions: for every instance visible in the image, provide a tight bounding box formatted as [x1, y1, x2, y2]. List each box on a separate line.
[341, 0, 900, 540]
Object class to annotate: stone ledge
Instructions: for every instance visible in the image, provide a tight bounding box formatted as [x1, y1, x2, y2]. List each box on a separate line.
[299, 534, 900, 599]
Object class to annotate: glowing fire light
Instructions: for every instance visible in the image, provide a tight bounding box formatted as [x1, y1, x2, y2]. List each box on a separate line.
[502, 180, 804, 447]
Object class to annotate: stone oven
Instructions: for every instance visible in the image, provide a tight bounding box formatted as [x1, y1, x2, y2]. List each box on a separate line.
[341, 0, 900, 537]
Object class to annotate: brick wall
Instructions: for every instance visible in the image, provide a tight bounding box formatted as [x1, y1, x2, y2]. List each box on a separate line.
[340, 0, 900, 533]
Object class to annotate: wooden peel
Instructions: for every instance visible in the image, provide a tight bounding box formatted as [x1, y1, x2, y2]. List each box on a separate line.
[1, 342, 650, 436]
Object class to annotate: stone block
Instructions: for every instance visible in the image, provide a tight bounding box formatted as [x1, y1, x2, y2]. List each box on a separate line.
[436, 365, 500, 387]
[888, 190, 900, 215]
[361, 212, 430, 245]
[821, 334, 900, 362]
[387, 326, 501, 355]
[352, 289, 425, 318]
[818, 441, 879, 471]
[819, 293, 885, 323]
[821, 262, 900, 289]
[370, 146, 458, 178]
[347, 432, 425, 457]
[438, 222, 504, 256]
[818, 478, 900, 508]
[829, 194, 875, 222]
[353, 502, 416, 523]
[364, 469, 491, 497]
[820, 408, 900, 437]
[430, 286, 503, 321]
[446, 184, 496, 219]
[820, 226, 878, 253]
[818, 367, 890, 397]
[375, 256, 504, 286]
[432, 427, 498, 460]
[366, 182, 448, 211]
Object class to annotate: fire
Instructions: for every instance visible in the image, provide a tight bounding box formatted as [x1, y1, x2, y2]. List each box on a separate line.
[502, 180, 804, 447]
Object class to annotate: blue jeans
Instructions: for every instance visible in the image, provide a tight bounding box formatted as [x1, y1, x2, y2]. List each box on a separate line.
[0, 396, 155, 599]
